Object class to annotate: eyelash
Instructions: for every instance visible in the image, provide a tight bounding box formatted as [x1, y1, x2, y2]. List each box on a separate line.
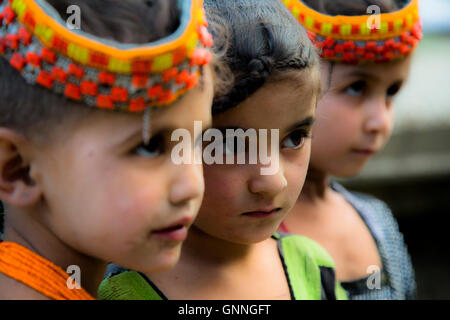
[344, 81, 402, 98]
[281, 129, 311, 150]
[132, 135, 165, 158]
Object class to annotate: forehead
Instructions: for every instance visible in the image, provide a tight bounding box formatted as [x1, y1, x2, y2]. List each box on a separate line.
[213, 68, 319, 130]
[331, 56, 413, 83]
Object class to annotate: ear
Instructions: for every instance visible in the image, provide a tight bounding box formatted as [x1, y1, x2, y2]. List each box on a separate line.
[0, 128, 41, 208]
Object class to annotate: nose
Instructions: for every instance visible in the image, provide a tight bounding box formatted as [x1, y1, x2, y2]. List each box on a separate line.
[363, 96, 392, 134]
[169, 162, 204, 206]
[247, 162, 287, 199]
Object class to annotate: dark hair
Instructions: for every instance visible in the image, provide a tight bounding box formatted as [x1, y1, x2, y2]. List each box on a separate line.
[0, 0, 179, 140]
[302, 0, 406, 16]
[204, 0, 319, 115]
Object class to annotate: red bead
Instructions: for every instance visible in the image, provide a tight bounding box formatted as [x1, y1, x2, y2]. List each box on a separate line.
[10, 53, 25, 71]
[176, 70, 190, 85]
[323, 37, 335, 49]
[111, 87, 128, 102]
[365, 41, 377, 51]
[314, 21, 321, 31]
[190, 48, 211, 67]
[162, 67, 178, 82]
[306, 31, 316, 41]
[80, 81, 98, 96]
[129, 98, 146, 112]
[334, 44, 344, 53]
[52, 67, 67, 83]
[51, 36, 68, 53]
[132, 75, 149, 88]
[343, 41, 356, 51]
[5, 34, 19, 50]
[332, 25, 340, 34]
[18, 27, 31, 45]
[388, 21, 394, 32]
[23, 11, 36, 30]
[323, 49, 335, 59]
[41, 48, 57, 64]
[159, 90, 175, 103]
[364, 52, 376, 61]
[98, 72, 115, 86]
[89, 52, 109, 67]
[148, 85, 163, 99]
[355, 47, 366, 56]
[97, 95, 114, 109]
[26, 52, 41, 67]
[198, 25, 213, 47]
[132, 60, 152, 73]
[3, 6, 15, 24]
[65, 84, 82, 100]
[343, 52, 356, 64]
[185, 73, 198, 89]
[172, 47, 187, 65]
[299, 14, 305, 22]
[68, 63, 84, 79]
[351, 25, 360, 34]
[36, 71, 54, 89]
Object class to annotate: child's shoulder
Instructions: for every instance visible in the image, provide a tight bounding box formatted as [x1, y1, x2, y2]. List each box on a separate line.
[274, 232, 336, 269]
[99, 265, 163, 300]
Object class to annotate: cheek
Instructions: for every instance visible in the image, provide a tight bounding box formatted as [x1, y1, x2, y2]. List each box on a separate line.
[312, 97, 361, 156]
[200, 165, 247, 214]
[283, 144, 312, 205]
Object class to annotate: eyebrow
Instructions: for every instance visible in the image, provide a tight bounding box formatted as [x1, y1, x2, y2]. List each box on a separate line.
[345, 70, 381, 82]
[285, 116, 315, 132]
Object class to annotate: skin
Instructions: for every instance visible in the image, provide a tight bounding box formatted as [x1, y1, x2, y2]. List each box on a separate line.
[283, 57, 413, 282]
[148, 68, 320, 299]
[0, 67, 214, 299]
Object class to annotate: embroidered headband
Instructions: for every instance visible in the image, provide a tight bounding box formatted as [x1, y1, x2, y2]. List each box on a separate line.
[0, 0, 213, 112]
[282, 0, 423, 64]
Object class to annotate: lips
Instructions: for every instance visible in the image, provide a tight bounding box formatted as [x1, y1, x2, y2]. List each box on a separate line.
[351, 148, 377, 156]
[241, 207, 282, 219]
[151, 217, 192, 242]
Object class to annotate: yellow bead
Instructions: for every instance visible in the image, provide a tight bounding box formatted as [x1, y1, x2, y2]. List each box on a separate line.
[152, 53, 173, 73]
[380, 21, 388, 34]
[360, 23, 370, 35]
[394, 19, 403, 31]
[321, 23, 332, 35]
[305, 16, 314, 29]
[12, 0, 26, 19]
[67, 43, 89, 65]
[108, 58, 131, 74]
[340, 24, 351, 36]
[292, 7, 300, 19]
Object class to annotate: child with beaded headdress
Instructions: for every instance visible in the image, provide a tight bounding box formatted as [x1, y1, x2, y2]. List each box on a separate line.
[0, 0, 215, 299]
[99, 0, 347, 300]
[280, 0, 422, 299]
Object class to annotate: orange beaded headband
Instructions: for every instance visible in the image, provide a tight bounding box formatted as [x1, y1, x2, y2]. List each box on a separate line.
[282, 0, 423, 64]
[0, 0, 213, 112]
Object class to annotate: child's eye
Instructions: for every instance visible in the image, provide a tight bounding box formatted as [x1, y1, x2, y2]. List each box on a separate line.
[386, 83, 402, 98]
[133, 135, 165, 158]
[344, 80, 366, 97]
[281, 130, 309, 150]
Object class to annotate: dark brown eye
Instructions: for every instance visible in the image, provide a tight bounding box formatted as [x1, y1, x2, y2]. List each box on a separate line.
[281, 130, 309, 150]
[387, 83, 402, 97]
[133, 135, 165, 158]
[345, 80, 366, 97]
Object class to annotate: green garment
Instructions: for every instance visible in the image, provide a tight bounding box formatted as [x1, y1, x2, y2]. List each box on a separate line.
[98, 233, 348, 300]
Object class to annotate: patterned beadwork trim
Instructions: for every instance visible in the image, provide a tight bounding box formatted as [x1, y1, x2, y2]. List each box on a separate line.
[0, 0, 213, 111]
[283, 0, 422, 64]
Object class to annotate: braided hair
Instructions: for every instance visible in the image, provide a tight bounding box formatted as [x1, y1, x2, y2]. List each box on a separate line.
[204, 0, 318, 115]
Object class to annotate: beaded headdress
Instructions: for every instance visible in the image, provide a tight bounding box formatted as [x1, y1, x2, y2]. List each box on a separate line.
[283, 0, 423, 64]
[0, 0, 213, 112]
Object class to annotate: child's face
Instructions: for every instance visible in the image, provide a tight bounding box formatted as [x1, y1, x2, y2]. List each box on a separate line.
[310, 57, 412, 177]
[194, 70, 319, 244]
[31, 68, 214, 273]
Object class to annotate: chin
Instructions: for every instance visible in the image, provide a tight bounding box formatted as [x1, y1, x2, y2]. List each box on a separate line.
[139, 247, 182, 274]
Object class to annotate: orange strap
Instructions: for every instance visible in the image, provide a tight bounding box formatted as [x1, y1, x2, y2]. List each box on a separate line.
[0, 241, 95, 300]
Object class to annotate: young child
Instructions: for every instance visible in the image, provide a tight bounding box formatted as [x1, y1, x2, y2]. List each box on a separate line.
[0, 0, 215, 299]
[280, 0, 422, 299]
[99, 0, 347, 300]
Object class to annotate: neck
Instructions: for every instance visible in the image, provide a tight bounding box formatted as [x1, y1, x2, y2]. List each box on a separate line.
[181, 225, 261, 268]
[3, 211, 105, 298]
[299, 166, 331, 201]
